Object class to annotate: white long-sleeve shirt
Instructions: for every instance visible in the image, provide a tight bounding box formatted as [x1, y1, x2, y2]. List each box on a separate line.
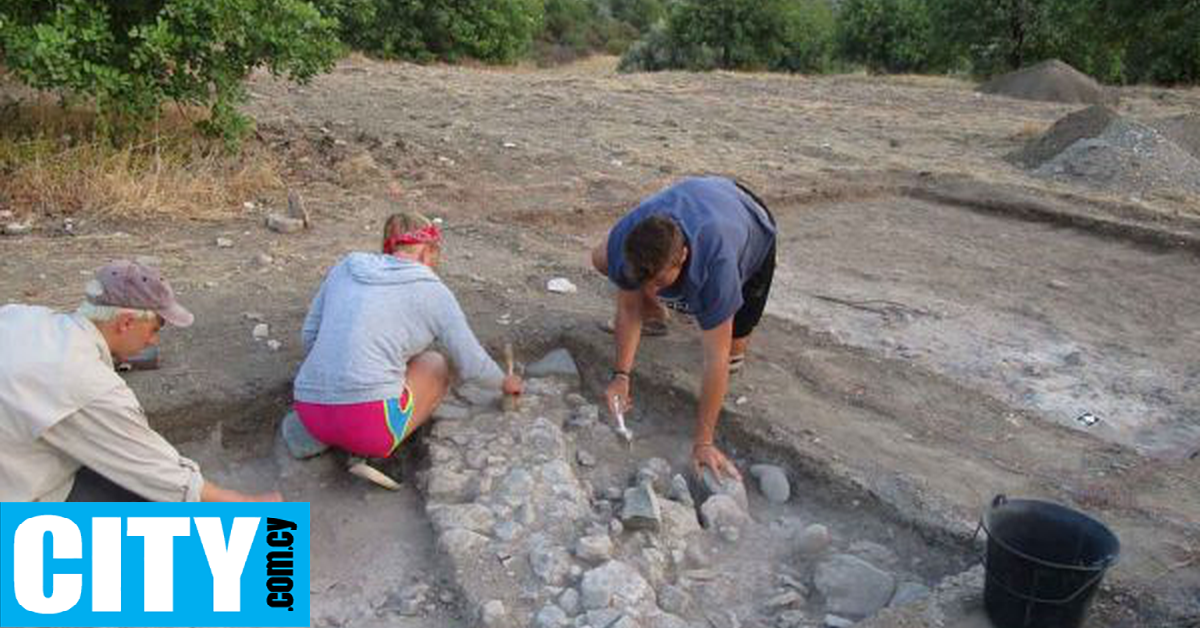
[0, 305, 204, 502]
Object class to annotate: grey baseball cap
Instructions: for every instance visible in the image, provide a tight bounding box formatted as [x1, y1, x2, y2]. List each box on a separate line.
[88, 260, 195, 328]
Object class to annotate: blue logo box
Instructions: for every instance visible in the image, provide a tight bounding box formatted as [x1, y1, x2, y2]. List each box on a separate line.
[0, 502, 309, 627]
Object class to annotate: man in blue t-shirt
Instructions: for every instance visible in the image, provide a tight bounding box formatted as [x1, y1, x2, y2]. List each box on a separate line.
[589, 176, 777, 480]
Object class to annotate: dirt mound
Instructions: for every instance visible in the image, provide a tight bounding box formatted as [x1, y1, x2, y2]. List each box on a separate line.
[1010, 105, 1120, 167]
[979, 59, 1117, 106]
[1152, 113, 1200, 160]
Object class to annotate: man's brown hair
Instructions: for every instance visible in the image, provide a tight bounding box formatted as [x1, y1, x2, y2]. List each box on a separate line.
[623, 215, 683, 286]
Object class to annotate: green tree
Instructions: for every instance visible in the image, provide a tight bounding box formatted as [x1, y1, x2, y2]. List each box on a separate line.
[0, 0, 340, 145]
[610, 0, 665, 32]
[836, 0, 934, 73]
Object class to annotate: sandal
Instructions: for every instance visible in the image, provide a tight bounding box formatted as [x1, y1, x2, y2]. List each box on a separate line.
[598, 317, 669, 337]
[728, 354, 746, 374]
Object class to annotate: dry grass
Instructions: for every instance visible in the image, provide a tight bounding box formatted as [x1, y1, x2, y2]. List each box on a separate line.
[0, 93, 283, 221]
[1012, 119, 1050, 141]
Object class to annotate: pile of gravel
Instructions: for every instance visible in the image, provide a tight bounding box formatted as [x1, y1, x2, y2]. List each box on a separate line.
[1010, 105, 1121, 168]
[1151, 113, 1200, 160]
[979, 59, 1117, 106]
[1027, 113, 1200, 196]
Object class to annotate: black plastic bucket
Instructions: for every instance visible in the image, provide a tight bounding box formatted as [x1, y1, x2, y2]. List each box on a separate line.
[980, 495, 1120, 628]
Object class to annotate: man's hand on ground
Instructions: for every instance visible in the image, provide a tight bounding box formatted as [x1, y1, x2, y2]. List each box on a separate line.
[692, 443, 742, 482]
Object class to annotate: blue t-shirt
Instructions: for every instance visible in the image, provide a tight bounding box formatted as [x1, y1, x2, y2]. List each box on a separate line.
[606, 176, 777, 330]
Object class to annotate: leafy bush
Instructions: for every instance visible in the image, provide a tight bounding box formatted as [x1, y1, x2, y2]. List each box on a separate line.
[618, 21, 718, 72]
[773, 0, 836, 73]
[313, 0, 544, 64]
[609, 0, 666, 33]
[535, 0, 639, 63]
[836, 0, 934, 73]
[0, 0, 340, 146]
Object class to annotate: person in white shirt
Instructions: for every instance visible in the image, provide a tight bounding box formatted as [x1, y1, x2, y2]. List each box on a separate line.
[0, 260, 280, 502]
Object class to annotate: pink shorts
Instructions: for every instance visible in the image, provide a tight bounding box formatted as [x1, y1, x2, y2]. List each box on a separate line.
[294, 387, 416, 458]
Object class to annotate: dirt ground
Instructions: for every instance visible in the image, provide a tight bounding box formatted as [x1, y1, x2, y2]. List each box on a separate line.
[2, 56, 1198, 626]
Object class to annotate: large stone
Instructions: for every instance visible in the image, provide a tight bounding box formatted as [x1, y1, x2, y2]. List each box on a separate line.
[814, 554, 896, 619]
[280, 410, 328, 459]
[526, 349, 580, 380]
[530, 538, 574, 585]
[824, 615, 854, 628]
[698, 469, 749, 512]
[496, 468, 535, 506]
[889, 582, 931, 608]
[426, 469, 473, 501]
[657, 585, 693, 616]
[567, 404, 600, 430]
[621, 484, 662, 532]
[536, 604, 570, 628]
[636, 458, 673, 494]
[848, 541, 899, 569]
[458, 382, 502, 407]
[439, 528, 489, 560]
[579, 561, 656, 613]
[796, 524, 832, 555]
[699, 495, 748, 530]
[558, 588, 581, 616]
[480, 600, 508, 627]
[266, 213, 305, 234]
[748, 464, 790, 504]
[667, 474, 694, 506]
[659, 499, 702, 539]
[428, 503, 495, 535]
[575, 534, 614, 563]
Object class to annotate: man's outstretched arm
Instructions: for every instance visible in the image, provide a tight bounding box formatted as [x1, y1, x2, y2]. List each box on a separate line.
[693, 318, 740, 480]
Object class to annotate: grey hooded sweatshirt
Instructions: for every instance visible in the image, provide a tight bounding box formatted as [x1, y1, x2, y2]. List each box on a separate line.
[294, 252, 504, 405]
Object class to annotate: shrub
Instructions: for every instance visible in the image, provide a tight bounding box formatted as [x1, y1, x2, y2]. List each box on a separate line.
[836, 0, 934, 73]
[773, 0, 836, 73]
[0, 0, 340, 146]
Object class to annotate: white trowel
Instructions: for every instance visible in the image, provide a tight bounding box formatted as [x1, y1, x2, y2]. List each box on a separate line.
[347, 457, 402, 491]
[611, 395, 634, 447]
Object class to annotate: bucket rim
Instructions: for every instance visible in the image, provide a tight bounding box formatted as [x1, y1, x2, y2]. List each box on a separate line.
[981, 495, 1121, 573]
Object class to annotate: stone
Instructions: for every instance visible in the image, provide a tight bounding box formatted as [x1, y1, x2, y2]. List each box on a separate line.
[621, 484, 662, 532]
[426, 469, 473, 501]
[568, 405, 600, 430]
[254, 252, 274, 266]
[796, 524, 832, 555]
[659, 500, 702, 539]
[636, 458, 673, 493]
[889, 582, 931, 608]
[699, 495, 748, 530]
[611, 617, 641, 628]
[252, 323, 270, 340]
[577, 450, 597, 467]
[765, 590, 803, 609]
[280, 410, 328, 459]
[530, 539, 574, 585]
[609, 519, 624, 536]
[824, 615, 854, 628]
[1, 222, 31, 236]
[814, 554, 895, 619]
[287, 188, 311, 227]
[748, 464, 790, 504]
[778, 610, 808, 628]
[266, 339, 282, 351]
[459, 382, 502, 407]
[566, 393, 588, 407]
[439, 528, 489, 558]
[576, 534, 614, 563]
[645, 613, 689, 628]
[658, 585, 692, 616]
[428, 503, 495, 535]
[668, 474, 694, 506]
[267, 213, 305, 233]
[848, 541, 899, 569]
[547, 278, 578, 294]
[496, 468, 535, 506]
[580, 561, 655, 613]
[585, 608, 623, 628]
[536, 604, 570, 628]
[558, 588, 581, 616]
[698, 469, 749, 512]
[493, 521, 522, 541]
[718, 525, 740, 543]
[433, 402, 470, 421]
[527, 349, 580, 380]
[215, 237, 234, 248]
[480, 600, 508, 627]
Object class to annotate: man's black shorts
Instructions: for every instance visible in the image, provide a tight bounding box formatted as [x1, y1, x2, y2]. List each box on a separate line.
[733, 183, 776, 340]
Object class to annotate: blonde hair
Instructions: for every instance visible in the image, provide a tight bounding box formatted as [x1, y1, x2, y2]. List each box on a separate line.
[381, 212, 435, 254]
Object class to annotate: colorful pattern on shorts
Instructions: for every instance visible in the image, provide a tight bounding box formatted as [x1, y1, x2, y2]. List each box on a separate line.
[294, 386, 416, 458]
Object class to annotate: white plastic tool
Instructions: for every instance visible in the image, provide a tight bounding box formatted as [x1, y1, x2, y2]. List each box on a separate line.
[611, 395, 634, 445]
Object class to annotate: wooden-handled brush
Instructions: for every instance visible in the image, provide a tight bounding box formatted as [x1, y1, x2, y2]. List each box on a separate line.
[502, 342, 519, 412]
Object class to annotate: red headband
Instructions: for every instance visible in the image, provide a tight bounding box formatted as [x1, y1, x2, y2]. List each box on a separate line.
[383, 224, 442, 254]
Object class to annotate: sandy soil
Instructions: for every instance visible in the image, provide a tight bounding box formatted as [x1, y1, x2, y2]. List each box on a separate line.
[1, 56, 1197, 625]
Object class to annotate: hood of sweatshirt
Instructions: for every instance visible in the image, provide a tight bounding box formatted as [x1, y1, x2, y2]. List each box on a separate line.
[344, 252, 440, 286]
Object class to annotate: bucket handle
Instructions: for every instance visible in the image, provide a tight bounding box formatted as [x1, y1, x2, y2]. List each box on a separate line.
[983, 564, 1110, 605]
[978, 494, 1118, 572]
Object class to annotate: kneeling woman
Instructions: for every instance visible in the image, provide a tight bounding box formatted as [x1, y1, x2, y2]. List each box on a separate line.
[293, 213, 521, 473]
